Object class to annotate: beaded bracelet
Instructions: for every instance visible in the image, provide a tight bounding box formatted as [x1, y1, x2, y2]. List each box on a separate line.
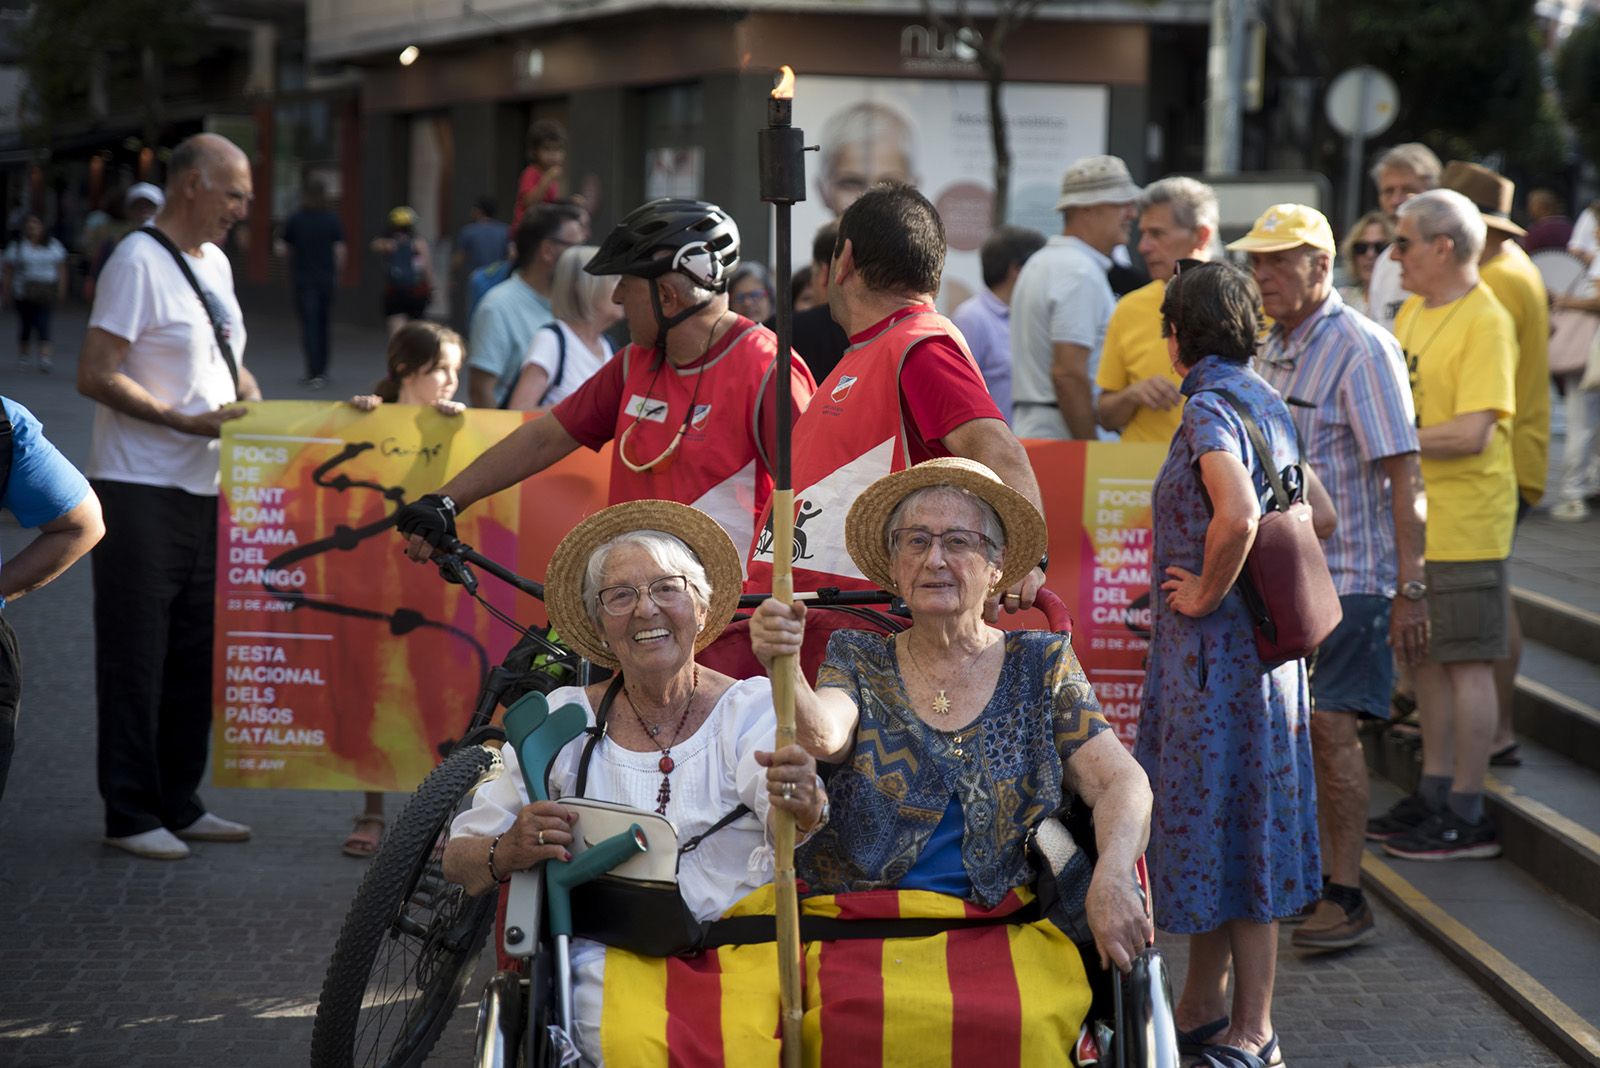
[487, 831, 511, 884]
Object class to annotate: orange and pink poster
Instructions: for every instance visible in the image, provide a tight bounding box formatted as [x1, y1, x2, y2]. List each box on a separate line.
[213, 405, 1166, 791]
[212, 402, 609, 791]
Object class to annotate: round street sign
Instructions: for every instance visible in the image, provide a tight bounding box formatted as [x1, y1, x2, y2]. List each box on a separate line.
[1326, 66, 1399, 139]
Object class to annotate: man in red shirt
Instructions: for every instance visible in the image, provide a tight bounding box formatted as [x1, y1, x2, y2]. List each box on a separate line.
[396, 199, 814, 558]
[745, 183, 1046, 608]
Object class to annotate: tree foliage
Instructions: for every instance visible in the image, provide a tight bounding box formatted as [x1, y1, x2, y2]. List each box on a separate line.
[16, 0, 199, 151]
[1317, 0, 1564, 176]
[1557, 16, 1600, 172]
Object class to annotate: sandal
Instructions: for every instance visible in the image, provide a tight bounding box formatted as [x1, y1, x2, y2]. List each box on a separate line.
[342, 815, 385, 858]
[1197, 1034, 1282, 1068]
[1176, 1016, 1230, 1055]
[1490, 742, 1523, 767]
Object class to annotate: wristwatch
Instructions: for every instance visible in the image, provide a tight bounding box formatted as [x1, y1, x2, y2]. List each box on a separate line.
[1399, 580, 1428, 601]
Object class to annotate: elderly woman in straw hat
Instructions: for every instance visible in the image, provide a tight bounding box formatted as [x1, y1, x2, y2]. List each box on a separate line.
[444, 499, 823, 1061]
[751, 458, 1154, 977]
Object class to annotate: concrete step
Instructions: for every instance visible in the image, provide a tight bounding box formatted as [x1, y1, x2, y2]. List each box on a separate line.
[1516, 585, 1600, 667]
[1515, 642, 1600, 777]
[1365, 729, 1600, 926]
[1361, 779, 1600, 1067]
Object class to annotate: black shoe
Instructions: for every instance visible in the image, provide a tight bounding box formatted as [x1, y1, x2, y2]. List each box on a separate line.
[299, 374, 328, 390]
[1366, 793, 1433, 841]
[1382, 810, 1501, 861]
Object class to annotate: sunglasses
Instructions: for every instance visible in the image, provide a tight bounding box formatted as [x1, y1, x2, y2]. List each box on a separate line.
[1352, 241, 1389, 256]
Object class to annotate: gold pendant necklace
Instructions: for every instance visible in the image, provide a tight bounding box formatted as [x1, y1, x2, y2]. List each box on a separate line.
[903, 636, 986, 718]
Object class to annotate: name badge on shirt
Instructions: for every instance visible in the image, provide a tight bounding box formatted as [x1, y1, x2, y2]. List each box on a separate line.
[624, 394, 671, 423]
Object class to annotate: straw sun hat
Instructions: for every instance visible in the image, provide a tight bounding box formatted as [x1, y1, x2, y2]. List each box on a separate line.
[544, 500, 744, 670]
[844, 458, 1048, 596]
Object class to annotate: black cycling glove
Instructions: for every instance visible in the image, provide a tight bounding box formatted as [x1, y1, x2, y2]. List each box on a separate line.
[396, 493, 458, 547]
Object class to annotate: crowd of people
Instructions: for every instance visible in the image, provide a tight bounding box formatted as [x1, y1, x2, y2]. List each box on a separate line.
[1, 118, 1593, 1066]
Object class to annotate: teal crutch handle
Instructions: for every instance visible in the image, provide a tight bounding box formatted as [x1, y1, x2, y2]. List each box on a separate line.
[509, 701, 588, 804]
[545, 825, 649, 937]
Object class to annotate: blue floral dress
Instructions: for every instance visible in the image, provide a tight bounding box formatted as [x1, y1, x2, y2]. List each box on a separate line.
[1133, 355, 1321, 934]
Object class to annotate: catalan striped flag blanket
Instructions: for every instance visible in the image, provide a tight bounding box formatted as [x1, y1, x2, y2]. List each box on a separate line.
[594, 884, 1091, 1067]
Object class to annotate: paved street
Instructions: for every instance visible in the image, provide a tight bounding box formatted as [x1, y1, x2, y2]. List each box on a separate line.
[0, 304, 1569, 1067]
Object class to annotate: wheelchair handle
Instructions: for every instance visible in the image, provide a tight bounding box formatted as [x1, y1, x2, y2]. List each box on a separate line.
[544, 825, 649, 937]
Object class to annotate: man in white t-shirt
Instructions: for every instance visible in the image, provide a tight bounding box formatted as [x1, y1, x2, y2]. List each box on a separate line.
[76, 133, 262, 861]
[1009, 155, 1140, 440]
[1365, 143, 1441, 335]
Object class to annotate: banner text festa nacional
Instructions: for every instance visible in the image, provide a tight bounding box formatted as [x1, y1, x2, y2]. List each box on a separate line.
[214, 403, 1163, 790]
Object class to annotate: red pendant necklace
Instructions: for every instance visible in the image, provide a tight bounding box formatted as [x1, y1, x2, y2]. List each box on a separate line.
[626, 667, 699, 815]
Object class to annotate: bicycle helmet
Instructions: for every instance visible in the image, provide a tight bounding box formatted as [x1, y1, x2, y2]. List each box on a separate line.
[585, 198, 740, 292]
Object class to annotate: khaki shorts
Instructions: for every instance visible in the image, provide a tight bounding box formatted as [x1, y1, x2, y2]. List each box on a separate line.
[1425, 559, 1510, 663]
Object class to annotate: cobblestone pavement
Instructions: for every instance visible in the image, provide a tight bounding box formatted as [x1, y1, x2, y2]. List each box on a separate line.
[0, 306, 1568, 1067]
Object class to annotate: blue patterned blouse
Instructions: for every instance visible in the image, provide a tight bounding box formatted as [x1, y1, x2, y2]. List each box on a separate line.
[798, 629, 1111, 909]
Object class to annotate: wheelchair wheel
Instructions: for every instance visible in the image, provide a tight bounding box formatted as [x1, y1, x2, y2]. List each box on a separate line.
[311, 744, 504, 1068]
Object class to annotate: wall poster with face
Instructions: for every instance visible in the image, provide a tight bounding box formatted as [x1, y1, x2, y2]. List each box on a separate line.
[787, 76, 1109, 311]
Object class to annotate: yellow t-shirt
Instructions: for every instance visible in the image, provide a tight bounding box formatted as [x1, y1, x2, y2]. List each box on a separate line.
[1479, 242, 1550, 507]
[1396, 285, 1518, 561]
[1094, 280, 1184, 444]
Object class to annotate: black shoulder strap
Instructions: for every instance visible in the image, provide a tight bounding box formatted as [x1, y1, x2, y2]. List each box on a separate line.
[0, 411, 13, 506]
[679, 804, 751, 855]
[1194, 386, 1294, 511]
[137, 228, 240, 399]
[537, 321, 567, 406]
[574, 674, 625, 798]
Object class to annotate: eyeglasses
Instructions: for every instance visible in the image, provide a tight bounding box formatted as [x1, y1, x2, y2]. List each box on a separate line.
[595, 575, 692, 615]
[1390, 234, 1445, 255]
[730, 289, 772, 307]
[1352, 241, 1389, 256]
[889, 528, 996, 559]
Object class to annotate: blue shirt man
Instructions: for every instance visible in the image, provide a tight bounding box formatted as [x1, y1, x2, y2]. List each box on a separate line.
[1, 397, 102, 799]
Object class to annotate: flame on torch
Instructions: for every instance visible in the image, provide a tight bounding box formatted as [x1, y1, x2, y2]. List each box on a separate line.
[772, 65, 795, 100]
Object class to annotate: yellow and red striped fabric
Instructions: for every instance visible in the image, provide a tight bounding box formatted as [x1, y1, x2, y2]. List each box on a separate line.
[598, 885, 1091, 1067]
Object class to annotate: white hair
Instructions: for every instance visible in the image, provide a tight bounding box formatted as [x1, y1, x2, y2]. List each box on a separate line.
[1138, 176, 1219, 236]
[582, 530, 711, 629]
[1398, 189, 1485, 265]
[820, 101, 917, 178]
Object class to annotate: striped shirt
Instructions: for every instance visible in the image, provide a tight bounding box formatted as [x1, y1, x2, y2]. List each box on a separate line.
[1258, 289, 1418, 596]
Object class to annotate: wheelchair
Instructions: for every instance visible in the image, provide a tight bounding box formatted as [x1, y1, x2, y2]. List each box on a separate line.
[308, 537, 1178, 1068]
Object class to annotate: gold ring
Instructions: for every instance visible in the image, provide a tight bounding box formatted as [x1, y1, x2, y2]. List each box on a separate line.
[537, 830, 546, 846]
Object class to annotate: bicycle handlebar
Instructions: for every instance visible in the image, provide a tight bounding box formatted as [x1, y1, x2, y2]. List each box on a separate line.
[430, 535, 1072, 631]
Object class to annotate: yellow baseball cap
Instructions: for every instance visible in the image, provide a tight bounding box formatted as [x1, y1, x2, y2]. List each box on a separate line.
[1226, 203, 1336, 256]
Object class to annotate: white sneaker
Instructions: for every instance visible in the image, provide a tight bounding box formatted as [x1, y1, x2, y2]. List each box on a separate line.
[104, 828, 191, 860]
[1550, 499, 1590, 522]
[174, 812, 252, 842]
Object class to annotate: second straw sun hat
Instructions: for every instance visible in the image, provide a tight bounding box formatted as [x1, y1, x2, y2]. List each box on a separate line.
[544, 500, 744, 670]
[844, 458, 1048, 596]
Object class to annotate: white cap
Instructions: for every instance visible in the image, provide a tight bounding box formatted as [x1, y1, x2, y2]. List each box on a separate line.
[125, 182, 165, 209]
[1054, 155, 1141, 211]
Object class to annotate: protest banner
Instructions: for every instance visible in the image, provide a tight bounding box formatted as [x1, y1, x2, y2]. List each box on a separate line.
[213, 406, 1164, 789]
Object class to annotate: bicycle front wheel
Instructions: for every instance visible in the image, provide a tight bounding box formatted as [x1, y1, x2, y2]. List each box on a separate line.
[311, 744, 503, 1068]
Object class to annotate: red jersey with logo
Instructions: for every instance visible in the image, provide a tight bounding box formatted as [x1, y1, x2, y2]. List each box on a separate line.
[744, 305, 999, 592]
[552, 316, 815, 560]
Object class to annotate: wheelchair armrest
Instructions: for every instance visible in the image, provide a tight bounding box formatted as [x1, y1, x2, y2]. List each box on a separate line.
[503, 871, 544, 958]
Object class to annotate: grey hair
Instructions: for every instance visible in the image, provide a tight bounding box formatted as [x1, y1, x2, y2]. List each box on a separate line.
[884, 486, 1005, 564]
[582, 530, 712, 630]
[1138, 176, 1220, 237]
[1370, 143, 1442, 186]
[1398, 189, 1485, 265]
[551, 245, 615, 325]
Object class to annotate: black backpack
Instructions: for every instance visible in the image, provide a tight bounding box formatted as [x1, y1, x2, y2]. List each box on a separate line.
[386, 235, 419, 288]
